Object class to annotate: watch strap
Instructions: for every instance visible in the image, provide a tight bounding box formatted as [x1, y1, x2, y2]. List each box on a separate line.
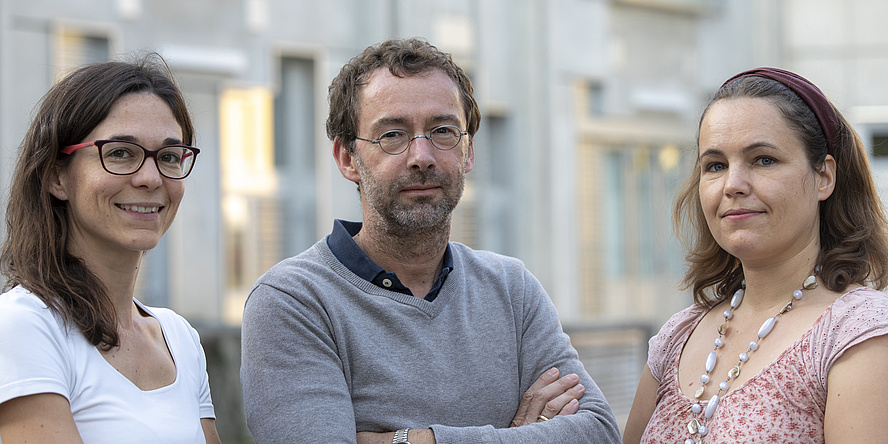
[392, 428, 411, 444]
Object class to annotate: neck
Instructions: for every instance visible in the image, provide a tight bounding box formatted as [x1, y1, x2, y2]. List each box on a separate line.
[739, 255, 819, 312]
[69, 242, 143, 328]
[355, 218, 450, 297]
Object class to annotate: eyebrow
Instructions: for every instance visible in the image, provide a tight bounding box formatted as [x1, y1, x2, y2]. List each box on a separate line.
[107, 135, 185, 147]
[699, 142, 779, 159]
[369, 114, 463, 134]
[428, 114, 462, 126]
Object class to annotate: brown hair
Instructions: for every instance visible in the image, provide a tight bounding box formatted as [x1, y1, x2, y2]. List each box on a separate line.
[674, 75, 888, 305]
[325, 37, 481, 154]
[0, 52, 194, 349]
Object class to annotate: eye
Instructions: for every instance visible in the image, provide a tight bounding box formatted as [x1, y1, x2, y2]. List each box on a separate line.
[432, 126, 458, 136]
[157, 149, 183, 165]
[379, 130, 406, 140]
[756, 156, 776, 166]
[703, 162, 726, 173]
[102, 142, 139, 160]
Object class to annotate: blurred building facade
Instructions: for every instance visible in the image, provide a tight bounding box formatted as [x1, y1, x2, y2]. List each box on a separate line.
[3, 0, 888, 438]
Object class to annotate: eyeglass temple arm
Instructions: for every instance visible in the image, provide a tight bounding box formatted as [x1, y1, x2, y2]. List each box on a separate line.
[59, 142, 95, 155]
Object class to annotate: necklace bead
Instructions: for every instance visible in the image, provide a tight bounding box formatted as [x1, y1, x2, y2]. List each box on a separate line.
[704, 394, 720, 419]
[705, 352, 717, 373]
[757, 316, 776, 339]
[730, 288, 744, 308]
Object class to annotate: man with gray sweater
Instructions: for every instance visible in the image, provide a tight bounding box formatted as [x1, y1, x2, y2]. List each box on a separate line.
[240, 38, 620, 444]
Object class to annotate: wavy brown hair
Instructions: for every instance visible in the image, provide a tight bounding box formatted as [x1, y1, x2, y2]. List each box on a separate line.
[325, 37, 481, 154]
[0, 53, 194, 349]
[674, 75, 888, 305]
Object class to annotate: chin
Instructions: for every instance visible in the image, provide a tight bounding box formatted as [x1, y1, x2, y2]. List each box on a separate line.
[125, 237, 163, 252]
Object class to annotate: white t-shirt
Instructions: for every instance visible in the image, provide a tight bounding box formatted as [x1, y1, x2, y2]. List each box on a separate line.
[0, 286, 215, 443]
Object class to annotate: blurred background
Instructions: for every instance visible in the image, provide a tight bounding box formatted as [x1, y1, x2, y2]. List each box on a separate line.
[2, 0, 888, 441]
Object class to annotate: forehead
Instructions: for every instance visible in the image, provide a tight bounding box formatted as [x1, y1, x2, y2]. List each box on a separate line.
[90, 93, 182, 140]
[357, 68, 464, 130]
[699, 97, 798, 150]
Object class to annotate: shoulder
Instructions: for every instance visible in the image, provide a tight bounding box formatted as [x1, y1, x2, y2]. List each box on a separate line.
[135, 301, 202, 347]
[816, 287, 888, 342]
[244, 239, 353, 326]
[810, 287, 888, 382]
[447, 242, 543, 296]
[827, 286, 888, 318]
[818, 287, 888, 336]
[647, 303, 708, 380]
[0, 286, 65, 334]
[448, 242, 528, 275]
[137, 301, 190, 329]
[0, 287, 79, 404]
[652, 304, 708, 344]
[251, 238, 339, 292]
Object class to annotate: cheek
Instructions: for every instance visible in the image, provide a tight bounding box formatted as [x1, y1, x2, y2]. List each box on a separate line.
[167, 183, 186, 208]
[698, 181, 720, 214]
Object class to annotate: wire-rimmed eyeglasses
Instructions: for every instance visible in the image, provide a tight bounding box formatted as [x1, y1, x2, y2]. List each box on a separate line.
[355, 125, 468, 155]
[61, 140, 200, 179]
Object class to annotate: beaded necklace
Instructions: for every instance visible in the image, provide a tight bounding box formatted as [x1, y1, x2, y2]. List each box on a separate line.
[682, 270, 819, 443]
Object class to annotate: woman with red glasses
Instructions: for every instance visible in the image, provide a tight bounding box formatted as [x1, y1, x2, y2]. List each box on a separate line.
[0, 54, 219, 444]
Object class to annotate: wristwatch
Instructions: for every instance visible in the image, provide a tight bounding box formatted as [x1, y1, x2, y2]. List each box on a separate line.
[392, 428, 411, 444]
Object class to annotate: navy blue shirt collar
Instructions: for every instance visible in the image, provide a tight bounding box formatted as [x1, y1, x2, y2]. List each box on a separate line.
[326, 219, 453, 301]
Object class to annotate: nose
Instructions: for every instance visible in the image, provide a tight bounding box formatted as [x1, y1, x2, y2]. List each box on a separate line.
[723, 165, 750, 197]
[130, 157, 164, 189]
[405, 135, 437, 171]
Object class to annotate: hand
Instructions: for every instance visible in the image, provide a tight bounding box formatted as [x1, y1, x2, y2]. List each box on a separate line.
[509, 367, 585, 427]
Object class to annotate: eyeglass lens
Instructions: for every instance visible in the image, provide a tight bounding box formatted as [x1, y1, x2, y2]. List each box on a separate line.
[378, 126, 463, 154]
[99, 141, 196, 179]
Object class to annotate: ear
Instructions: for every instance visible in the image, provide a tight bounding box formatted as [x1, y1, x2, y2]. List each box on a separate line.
[463, 139, 475, 173]
[333, 138, 361, 183]
[46, 166, 70, 201]
[817, 154, 837, 202]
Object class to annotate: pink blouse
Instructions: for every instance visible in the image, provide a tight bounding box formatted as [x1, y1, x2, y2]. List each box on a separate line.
[641, 287, 888, 443]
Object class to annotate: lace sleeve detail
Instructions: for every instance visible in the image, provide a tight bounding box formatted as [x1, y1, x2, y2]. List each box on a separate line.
[648, 304, 708, 382]
[809, 287, 888, 392]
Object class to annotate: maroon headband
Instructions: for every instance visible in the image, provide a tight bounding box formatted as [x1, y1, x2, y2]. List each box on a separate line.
[722, 67, 839, 156]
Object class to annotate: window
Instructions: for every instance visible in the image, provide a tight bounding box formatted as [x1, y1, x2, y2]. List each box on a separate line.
[275, 57, 317, 256]
[872, 134, 888, 157]
[54, 27, 110, 78]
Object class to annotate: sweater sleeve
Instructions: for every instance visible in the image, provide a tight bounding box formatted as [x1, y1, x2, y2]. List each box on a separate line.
[428, 268, 621, 444]
[240, 278, 359, 444]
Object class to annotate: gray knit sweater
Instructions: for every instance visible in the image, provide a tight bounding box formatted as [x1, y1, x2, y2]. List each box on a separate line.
[240, 237, 620, 443]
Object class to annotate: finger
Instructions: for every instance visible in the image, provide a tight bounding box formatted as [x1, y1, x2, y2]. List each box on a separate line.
[526, 367, 560, 396]
[558, 398, 580, 416]
[516, 368, 560, 417]
[524, 373, 580, 421]
[539, 383, 585, 420]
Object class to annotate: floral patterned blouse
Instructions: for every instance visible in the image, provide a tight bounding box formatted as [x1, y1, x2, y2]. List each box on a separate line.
[640, 287, 888, 443]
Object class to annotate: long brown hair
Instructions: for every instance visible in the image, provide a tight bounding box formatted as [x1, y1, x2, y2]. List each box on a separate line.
[674, 75, 888, 305]
[0, 52, 194, 349]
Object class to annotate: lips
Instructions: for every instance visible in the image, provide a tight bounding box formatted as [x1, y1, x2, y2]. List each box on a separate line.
[116, 204, 161, 214]
[721, 208, 761, 219]
[402, 185, 440, 191]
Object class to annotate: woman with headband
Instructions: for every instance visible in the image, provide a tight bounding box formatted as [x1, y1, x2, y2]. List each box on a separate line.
[623, 68, 888, 443]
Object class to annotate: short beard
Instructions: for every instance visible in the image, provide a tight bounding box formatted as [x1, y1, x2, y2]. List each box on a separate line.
[355, 156, 465, 236]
